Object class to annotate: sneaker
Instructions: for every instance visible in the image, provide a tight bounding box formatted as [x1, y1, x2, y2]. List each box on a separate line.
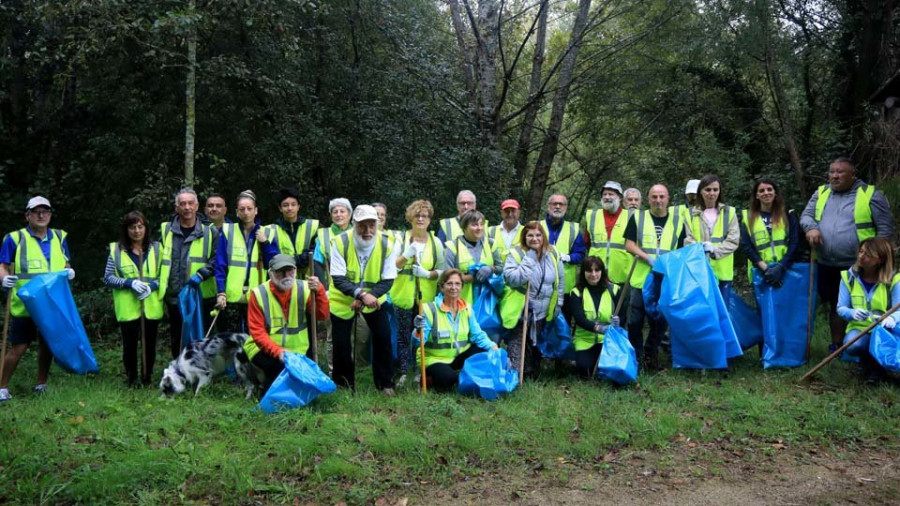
[0, 388, 11, 402]
[381, 388, 396, 397]
[395, 374, 408, 388]
[33, 383, 47, 395]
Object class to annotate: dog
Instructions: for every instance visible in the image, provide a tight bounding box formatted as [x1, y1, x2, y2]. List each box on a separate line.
[159, 332, 258, 398]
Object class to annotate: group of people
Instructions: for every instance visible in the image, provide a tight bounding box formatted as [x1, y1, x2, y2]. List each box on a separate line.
[0, 156, 895, 402]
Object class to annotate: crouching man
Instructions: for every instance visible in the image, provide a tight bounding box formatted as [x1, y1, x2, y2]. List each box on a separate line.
[245, 254, 329, 394]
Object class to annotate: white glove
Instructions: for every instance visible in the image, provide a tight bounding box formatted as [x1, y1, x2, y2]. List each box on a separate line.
[702, 242, 714, 253]
[1, 275, 18, 289]
[646, 256, 656, 267]
[66, 268, 75, 280]
[850, 309, 870, 322]
[412, 265, 431, 279]
[881, 317, 897, 330]
[560, 254, 571, 263]
[414, 315, 425, 331]
[611, 315, 620, 327]
[131, 280, 149, 296]
[402, 243, 417, 260]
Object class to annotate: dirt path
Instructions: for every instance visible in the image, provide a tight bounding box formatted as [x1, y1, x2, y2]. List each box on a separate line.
[388, 443, 900, 505]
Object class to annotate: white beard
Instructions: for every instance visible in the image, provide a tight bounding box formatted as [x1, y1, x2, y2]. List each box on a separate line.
[602, 198, 620, 213]
[355, 235, 375, 249]
[275, 276, 295, 291]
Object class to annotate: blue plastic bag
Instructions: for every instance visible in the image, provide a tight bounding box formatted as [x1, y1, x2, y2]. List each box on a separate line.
[487, 273, 505, 296]
[178, 285, 205, 349]
[652, 244, 742, 369]
[869, 325, 900, 373]
[595, 325, 638, 384]
[259, 352, 337, 413]
[537, 312, 574, 359]
[17, 272, 99, 374]
[642, 272, 661, 320]
[753, 264, 815, 368]
[458, 348, 519, 401]
[385, 301, 399, 361]
[473, 284, 504, 343]
[728, 294, 763, 350]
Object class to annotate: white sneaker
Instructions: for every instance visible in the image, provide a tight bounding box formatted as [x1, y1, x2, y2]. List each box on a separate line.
[0, 388, 11, 402]
[395, 374, 408, 388]
[33, 383, 47, 395]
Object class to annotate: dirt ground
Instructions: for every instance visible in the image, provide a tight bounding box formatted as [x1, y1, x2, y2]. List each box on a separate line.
[380, 442, 900, 505]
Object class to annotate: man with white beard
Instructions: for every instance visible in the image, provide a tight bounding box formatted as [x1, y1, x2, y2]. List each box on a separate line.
[329, 205, 399, 395]
[583, 182, 632, 285]
[245, 254, 329, 395]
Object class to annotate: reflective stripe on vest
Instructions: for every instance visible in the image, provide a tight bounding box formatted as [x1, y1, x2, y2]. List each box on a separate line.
[440, 218, 463, 242]
[423, 302, 472, 366]
[814, 184, 876, 242]
[741, 209, 789, 283]
[630, 208, 683, 289]
[243, 280, 309, 360]
[159, 222, 217, 298]
[327, 231, 392, 319]
[689, 205, 735, 282]
[499, 246, 560, 329]
[841, 270, 900, 333]
[571, 284, 617, 351]
[487, 224, 522, 262]
[585, 208, 630, 285]
[223, 223, 266, 303]
[541, 220, 581, 293]
[110, 241, 163, 321]
[9, 228, 68, 317]
[390, 231, 439, 310]
[448, 236, 495, 306]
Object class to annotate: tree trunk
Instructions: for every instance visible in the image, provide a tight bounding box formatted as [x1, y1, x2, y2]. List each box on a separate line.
[510, 0, 549, 203]
[474, 0, 501, 148]
[448, 0, 475, 110]
[524, 0, 591, 219]
[183, 0, 197, 186]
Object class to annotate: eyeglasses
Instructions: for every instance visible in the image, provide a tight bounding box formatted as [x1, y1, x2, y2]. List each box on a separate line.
[29, 209, 52, 217]
[548, 202, 566, 207]
[415, 214, 430, 220]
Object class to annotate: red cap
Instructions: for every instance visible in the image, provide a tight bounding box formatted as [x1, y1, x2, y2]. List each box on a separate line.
[500, 199, 520, 210]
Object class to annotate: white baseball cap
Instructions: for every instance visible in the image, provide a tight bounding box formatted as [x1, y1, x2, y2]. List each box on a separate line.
[685, 180, 701, 194]
[25, 196, 52, 211]
[601, 181, 624, 196]
[353, 204, 379, 223]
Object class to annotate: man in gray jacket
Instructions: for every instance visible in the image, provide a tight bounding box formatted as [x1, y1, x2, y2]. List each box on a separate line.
[801, 157, 894, 352]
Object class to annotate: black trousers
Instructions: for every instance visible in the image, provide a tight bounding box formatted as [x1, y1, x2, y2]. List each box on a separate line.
[425, 345, 481, 392]
[627, 288, 666, 361]
[574, 343, 602, 379]
[120, 319, 159, 384]
[251, 351, 284, 396]
[332, 308, 394, 390]
[166, 299, 216, 359]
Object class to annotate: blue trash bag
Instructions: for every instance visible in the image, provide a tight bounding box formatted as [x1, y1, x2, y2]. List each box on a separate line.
[17, 271, 99, 374]
[384, 301, 399, 361]
[458, 347, 519, 401]
[869, 325, 900, 373]
[753, 263, 815, 368]
[642, 272, 661, 320]
[728, 294, 764, 350]
[653, 244, 742, 369]
[595, 325, 638, 384]
[259, 352, 337, 413]
[487, 273, 505, 296]
[178, 284, 206, 349]
[537, 312, 575, 359]
[473, 284, 504, 343]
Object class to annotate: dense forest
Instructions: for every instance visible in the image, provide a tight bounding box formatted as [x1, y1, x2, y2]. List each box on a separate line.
[3, 0, 900, 297]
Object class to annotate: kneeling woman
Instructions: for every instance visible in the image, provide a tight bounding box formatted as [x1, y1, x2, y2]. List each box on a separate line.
[567, 256, 621, 378]
[837, 237, 900, 382]
[413, 269, 497, 392]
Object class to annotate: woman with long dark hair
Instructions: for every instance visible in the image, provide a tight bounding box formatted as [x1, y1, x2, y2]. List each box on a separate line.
[567, 256, 622, 378]
[739, 178, 800, 287]
[684, 174, 740, 305]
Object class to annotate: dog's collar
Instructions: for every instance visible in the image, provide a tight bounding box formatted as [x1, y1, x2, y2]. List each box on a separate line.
[172, 363, 188, 379]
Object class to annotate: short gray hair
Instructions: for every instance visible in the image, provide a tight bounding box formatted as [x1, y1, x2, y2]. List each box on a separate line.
[174, 187, 198, 205]
[329, 197, 352, 214]
[459, 209, 485, 230]
[624, 188, 641, 199]
[456, 190, 476, 203]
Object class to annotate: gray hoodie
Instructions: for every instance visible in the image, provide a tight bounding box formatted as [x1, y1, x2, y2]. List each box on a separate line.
[503, 247, 565, 320]
[800, 179, 894, 267]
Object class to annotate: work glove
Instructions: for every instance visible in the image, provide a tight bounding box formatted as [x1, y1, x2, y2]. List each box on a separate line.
[850, 309, 870, 322]
[475, 265, 493, 283]
[1, 275, 18, 289]
[130, 280, 150, 299]
[646, 256, 656, 267]
[412, 265, 431, 279]
[702, 242, 714, 254]
[611, 315, 620, 327]
[559, 253, 571, 263]
[296, 253, 309, 269]
[414, 314, 425, 331]
[881, 317, 897, 330]
[764, 263, 786, 285]
[594, 322, 609, 334]
[467, 263, 483, 275]
[66, 268, 76, 280]
[402, 243, 417, 260]
[187, 273, 203, 288]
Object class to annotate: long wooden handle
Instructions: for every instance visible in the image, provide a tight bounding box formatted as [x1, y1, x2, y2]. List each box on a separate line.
[613, 258, 638, 317]
[799, 301, 900, 382]
[0, 295, 11, 385]
[805, 248, 816, 362]
[518, 281, 531, 382]
[415, 277, 426, 394]
[139, 249, 147, 381]
[308, 252, 318, 365]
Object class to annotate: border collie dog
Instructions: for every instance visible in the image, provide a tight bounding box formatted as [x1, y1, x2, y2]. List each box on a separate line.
[159, 332, 257, 398]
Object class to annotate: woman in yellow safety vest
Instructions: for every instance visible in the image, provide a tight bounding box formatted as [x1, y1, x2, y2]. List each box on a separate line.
[738, 178, 799, 288]
[412, 269, 497, 392]
[392, 200, 445, 383]
[837, 237, 900, 383]
[501, 221, 564, 378]
[443, 209, 502, 306]
[103, 211, 163, 386]
[567, 256, 622, 378]
[684, 174, 740, 306]
[213, 190, 279, 333]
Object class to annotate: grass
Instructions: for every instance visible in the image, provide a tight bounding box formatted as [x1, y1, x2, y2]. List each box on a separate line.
[1, 315, 899, 505]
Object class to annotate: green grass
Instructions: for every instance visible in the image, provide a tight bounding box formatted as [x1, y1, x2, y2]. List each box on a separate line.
[1, 319, 899, 505]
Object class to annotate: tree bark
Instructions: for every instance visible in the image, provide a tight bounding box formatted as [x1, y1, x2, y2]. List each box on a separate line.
[524, 0, 592, 219]
[183, 0, 197, 186]
[472, 0, 501, 148]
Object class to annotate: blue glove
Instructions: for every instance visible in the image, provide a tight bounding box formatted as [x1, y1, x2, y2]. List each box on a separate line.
[188, 273, 203, 288]
[850, 309, 869, 322]
[764, 263, 786, 285]
[411, 333, 421, 348]
[467, 262, 484, 275]
[476, 265, 493, 283]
